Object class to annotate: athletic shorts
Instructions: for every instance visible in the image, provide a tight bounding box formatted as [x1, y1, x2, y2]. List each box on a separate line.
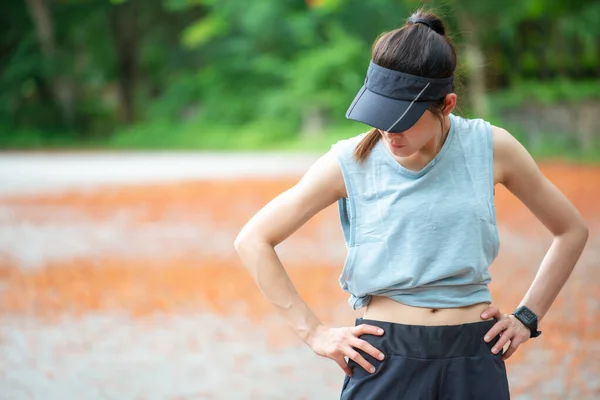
[340, 318, 511, 400]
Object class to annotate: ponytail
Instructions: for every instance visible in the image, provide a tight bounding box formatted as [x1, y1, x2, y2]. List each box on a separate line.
[353, 128, 381, 163]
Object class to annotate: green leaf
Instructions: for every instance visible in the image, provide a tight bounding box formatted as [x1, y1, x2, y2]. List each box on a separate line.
[182, 14, 228, 48]
[309, 0, 344, 13]
[163, 0, 204, 11]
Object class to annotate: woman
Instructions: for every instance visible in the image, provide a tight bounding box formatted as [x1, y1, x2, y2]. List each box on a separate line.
[234, 9, 589, 399]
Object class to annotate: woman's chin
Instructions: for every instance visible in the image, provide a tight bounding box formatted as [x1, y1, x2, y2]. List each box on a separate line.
[390, 145, 413, 157]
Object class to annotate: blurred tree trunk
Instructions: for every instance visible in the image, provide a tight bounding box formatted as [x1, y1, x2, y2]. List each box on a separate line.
[25, 0, 76, 128]
[301, 107, 327, 139]
[577, 102, 596, 150]
[458, 13, 488, 118]
[110, 2, 138, 124]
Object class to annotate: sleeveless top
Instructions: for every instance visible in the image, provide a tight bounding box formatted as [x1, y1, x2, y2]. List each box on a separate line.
[331, 113, 499, 310]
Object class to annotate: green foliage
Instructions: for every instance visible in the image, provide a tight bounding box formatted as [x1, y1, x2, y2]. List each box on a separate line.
[105, 117, 298, 150]
[182, 14, 228, 47]
[489, 79, 600, 109]
[1, 0, 599, 161]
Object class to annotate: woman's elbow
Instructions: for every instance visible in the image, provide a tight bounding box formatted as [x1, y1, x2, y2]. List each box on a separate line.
[572, 213, 589, 241]
[233, 231, 251, 254]
[561, 218, 589, 246]
[233, 229, 270, 256]
[577, 221, 589, 243]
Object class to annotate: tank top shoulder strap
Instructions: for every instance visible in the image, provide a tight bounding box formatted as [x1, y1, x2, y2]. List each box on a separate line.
[450, 113, 495, 200]
[330, 132, 369, 170]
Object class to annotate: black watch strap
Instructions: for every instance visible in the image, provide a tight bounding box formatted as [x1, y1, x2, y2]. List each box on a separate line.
[512, 306, 542, 338]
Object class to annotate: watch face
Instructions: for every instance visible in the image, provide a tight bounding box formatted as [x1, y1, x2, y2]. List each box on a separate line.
[519, 307, 536, 324]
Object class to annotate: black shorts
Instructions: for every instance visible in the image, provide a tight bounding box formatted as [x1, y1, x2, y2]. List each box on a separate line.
[340, 318, 510, 400]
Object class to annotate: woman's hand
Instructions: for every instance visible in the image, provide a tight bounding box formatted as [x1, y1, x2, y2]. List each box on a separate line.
[481, 306, 531, 360]
[307, 324, 385, 376]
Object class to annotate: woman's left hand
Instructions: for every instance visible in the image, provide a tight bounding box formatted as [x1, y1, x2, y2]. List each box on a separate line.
[480, 305, 532, 360]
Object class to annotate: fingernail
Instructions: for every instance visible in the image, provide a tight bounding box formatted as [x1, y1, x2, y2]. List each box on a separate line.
[482, 313, 487, 318]
[378, 353, 385, 360]
[492, 347, 498, 354]
[484, 335, 490, 342]
[377, 328, 384, 334]
[370, 367, 376, 373]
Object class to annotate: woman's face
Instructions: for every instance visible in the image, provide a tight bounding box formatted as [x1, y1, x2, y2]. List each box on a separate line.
[379, 110, 443, 157]
[379, 94, 456, 157]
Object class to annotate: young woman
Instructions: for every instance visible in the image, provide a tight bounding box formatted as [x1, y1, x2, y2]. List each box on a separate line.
[234, 9, 588, 399]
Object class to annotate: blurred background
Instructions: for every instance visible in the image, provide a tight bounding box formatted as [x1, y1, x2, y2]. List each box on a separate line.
[0, 0, 599, 399]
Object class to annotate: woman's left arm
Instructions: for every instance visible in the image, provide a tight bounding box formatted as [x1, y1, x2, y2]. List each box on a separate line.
[482, 126, 589, 360]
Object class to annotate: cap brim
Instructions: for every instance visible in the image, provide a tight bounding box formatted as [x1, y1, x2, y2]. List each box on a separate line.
[345, 86, 430, 133]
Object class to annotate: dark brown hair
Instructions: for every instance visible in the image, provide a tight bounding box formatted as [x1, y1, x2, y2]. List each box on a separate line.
[354, 9, 458, 163]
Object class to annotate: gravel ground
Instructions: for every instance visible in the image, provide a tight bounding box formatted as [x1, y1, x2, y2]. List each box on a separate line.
[0, 153, 599, 399]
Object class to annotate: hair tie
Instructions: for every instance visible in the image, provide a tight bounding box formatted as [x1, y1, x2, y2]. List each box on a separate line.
[413, 19, 431, 28]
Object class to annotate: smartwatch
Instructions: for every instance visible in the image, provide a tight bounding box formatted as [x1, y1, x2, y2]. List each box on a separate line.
[512, 306, 542, 338]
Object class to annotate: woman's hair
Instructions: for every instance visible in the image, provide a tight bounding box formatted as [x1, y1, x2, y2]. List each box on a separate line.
[354, 9, 458, 163]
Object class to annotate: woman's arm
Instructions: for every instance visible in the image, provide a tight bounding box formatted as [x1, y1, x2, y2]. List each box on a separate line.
[483, 126, 589, 359]
[234, 150, 385, 375]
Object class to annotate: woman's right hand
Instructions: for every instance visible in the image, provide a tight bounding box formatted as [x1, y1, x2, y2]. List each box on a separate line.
[307, 324, 386, 376]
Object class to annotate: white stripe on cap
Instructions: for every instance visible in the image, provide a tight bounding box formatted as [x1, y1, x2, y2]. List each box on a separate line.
[386, 82, 431, 132]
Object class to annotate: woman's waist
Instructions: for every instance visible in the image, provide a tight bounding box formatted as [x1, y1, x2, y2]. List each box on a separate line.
[363, 295, 491, 326]
[352, 316, 499, 359]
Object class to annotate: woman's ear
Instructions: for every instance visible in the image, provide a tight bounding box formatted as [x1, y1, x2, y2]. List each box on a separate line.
[442, 93, 457, 115]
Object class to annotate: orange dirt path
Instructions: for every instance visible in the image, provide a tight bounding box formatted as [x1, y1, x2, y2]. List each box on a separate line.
[0, 162, 598, 399]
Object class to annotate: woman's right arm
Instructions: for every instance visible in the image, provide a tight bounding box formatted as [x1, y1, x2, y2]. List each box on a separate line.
[233, 149, 385, 376]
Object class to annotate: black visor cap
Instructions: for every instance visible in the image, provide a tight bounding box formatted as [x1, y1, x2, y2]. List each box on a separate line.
[346, 61, 454, 133]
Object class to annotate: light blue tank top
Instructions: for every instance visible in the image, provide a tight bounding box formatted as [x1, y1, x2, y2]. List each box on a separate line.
[331, 113, 499, 310]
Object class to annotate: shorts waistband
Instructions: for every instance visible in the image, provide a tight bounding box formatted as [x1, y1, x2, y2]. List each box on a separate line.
[355, 318, 500, 359]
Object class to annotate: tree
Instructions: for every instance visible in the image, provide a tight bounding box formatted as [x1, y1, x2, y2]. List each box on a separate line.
[24, 0, 76, 127]
[109, 0, 139, 123]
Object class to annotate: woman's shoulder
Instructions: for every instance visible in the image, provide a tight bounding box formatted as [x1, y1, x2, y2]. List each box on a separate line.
[449, 113, 496, 154]
[490, 124, 524, 161]
[451, 114, 528, 168]
[450, 113, 491, 134]
[330, 131, 370, 161]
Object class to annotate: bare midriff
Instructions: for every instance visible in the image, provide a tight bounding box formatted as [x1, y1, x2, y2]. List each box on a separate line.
[363, 295, 493, 326]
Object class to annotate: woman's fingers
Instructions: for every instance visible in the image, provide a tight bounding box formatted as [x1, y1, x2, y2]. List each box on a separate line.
[481, 306, 501, 320]
[316, 325, 385, 375]
[501, 339, 521, 360]
[484, 318, 510, 343]
[348, 324, 385, 373]
[490, 328, 513, 354]
[352, 324, 384, 337]
[347, 348, 376, 374]
[350, 337, 385, 361]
